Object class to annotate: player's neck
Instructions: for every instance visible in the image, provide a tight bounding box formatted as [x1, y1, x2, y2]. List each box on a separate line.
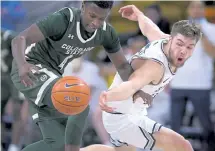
[80, 18, 94, 40]
[163, 40, 170, 59]
[163, 42, 177, 73]
[169, 64, 177, 73]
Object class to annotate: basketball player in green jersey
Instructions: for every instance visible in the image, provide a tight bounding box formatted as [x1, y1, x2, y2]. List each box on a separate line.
[11, 1, 152, 151]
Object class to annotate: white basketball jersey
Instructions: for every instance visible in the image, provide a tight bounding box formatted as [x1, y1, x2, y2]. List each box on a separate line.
[107, 39, 175, 114]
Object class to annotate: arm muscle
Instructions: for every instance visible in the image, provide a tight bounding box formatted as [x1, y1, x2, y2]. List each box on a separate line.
[106, 59, 163, 101]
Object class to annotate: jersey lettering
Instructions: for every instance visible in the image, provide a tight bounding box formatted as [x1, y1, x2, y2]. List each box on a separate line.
[151, 84, 167, 98]
[59, 44, 94, 69]
[62, 44, 94, 55]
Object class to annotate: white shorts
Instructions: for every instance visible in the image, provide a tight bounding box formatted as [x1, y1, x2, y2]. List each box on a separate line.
[102, 111, 162, 150]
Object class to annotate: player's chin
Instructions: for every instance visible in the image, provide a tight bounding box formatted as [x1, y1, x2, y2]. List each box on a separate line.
[175, 62, 185, 68]
[86, 27, 96, 33]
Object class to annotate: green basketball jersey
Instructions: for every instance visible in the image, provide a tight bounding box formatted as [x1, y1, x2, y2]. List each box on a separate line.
[26, 7, 120, 74]
[1, 30, 16, 76]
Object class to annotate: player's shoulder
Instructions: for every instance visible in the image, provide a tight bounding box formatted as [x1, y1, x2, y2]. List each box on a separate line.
[136, 38, 168, 63]
[54, 7, 80, 23]
[150, 38, 168, 62]
[151, 38, 168, 47]
[100, 22, 119, 43]
[102, 22, 115, 33]
[146, 38, 168, 52]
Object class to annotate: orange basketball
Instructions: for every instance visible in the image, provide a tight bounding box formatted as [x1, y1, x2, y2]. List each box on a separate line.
[51, 76, 91, 115]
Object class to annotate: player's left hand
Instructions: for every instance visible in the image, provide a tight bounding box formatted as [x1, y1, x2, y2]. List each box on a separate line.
[119, 5, 143, 21]
[133, 90, 153, 106]
[99, 91, 116, 112]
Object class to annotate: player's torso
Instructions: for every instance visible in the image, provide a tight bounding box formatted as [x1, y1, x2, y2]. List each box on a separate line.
[26, 8, 106, 74]
[107, 39, 175, 114]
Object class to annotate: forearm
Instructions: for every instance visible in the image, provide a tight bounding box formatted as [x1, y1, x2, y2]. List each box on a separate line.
[137, 14, 167, 41]
[106, 81, 136, 101]
[11, 36, 27, 68]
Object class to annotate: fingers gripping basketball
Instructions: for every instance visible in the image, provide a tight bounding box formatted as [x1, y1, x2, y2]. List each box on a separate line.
[51, 76, 91, 115]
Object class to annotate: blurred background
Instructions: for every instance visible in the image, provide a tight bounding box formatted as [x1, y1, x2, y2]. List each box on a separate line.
[1, 1, 215, 151]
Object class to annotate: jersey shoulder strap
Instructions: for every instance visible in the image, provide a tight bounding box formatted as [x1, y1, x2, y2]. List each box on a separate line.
[55, 7, 75, 23]
[131, 39, 168, 65]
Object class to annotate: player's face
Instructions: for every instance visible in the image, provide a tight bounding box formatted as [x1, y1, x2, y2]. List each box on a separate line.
[81, 3, 110, 33]
[169, 34, 196, 67]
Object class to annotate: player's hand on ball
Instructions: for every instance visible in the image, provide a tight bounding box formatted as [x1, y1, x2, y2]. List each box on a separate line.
[119, 5, 143, 21]
[133, 90, 153, 107]
[18, 62, 40, 87]
[99, 91, 115, 112]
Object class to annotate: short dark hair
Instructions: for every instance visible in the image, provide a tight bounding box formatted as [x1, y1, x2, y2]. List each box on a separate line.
[84, 0, 114, 9]
[171, 20, 202, 42]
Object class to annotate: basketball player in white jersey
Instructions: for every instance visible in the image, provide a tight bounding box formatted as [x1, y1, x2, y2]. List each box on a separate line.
[81, 5, 201, 151]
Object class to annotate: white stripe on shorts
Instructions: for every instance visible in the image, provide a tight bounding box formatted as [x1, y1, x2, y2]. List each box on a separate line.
[139, 127, 155, 150]
[34, 68, 58, 105]
[152, 122, 162, 134]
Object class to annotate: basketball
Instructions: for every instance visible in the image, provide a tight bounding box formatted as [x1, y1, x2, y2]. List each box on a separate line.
[51, 76, 91, 115]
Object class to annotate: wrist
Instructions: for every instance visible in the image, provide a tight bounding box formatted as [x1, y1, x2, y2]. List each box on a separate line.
[137, 12, 145, 21]
[17, 60, 27, 69]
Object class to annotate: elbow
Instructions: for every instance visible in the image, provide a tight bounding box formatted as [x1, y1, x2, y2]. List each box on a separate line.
[117, 63, 134, 81]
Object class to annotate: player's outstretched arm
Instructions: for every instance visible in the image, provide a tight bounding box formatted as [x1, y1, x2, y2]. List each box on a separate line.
[119, 5, 169, 41]
[103, 24, 153, 105]
[11, 8, 70, 86]
[105, 59, 164, 102]
[12, 24, 45, 67]
[11, 8, 69, 68]
[137, 13, 170, 41]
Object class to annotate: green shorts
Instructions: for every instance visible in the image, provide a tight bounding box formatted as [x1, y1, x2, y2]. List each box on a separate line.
[10, 60, 68, 123]
[11, 60, 90, 146]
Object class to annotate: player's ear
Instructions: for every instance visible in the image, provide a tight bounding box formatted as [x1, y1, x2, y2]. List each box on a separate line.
[169, 36, 173, 41]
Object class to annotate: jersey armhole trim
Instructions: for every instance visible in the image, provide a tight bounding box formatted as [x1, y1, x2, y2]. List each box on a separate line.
[56, 7, 73, 22]
[67, 8, 74, 22]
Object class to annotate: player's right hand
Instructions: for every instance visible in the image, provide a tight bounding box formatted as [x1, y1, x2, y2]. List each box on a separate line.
[99, 91, 116, 113]
[119, 5, 143, 21]
[133, 90, 153, 107]
[18, 62, 40, 87]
